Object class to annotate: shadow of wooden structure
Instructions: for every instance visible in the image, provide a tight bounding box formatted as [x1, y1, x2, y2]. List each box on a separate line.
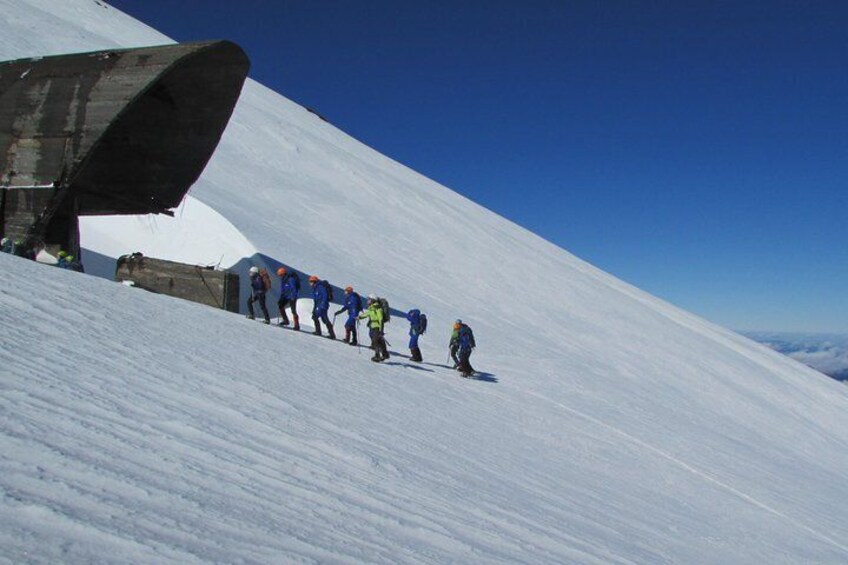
[0, 41, 250, 258]
[115, 253, 240, 313]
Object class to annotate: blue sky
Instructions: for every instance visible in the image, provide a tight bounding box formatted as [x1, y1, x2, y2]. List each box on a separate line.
[108, 0, 848, 333]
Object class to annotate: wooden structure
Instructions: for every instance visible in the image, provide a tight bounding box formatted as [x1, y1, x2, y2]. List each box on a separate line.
[115, 253, 240, 312]
[0, 41, 250, 256]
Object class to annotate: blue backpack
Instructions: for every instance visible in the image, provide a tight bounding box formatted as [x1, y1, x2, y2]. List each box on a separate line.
[288, 272, 301, 292]
[409, 309, 427, 334]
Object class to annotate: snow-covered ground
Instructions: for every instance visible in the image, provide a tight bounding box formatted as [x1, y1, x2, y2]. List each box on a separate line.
[3, 0, 848, 562]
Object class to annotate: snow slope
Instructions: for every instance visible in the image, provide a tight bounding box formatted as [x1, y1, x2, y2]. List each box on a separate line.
[3, 0, 848, 562]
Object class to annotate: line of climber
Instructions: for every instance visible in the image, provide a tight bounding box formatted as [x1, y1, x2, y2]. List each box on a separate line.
[243, 265, 476, 377]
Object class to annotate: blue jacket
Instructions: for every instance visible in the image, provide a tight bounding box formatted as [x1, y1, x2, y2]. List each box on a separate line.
[250, 274, 265, 295]
[312, 281, 330, 312]
[340, 292, 363, 317]
[280, 273, 300, 300]
[406, 309, 422, 336]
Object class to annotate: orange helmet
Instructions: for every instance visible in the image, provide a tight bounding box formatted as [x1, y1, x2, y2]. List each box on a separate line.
[308, 275, 319, 283]
[276, 267, 287, 276]
[345, 286, 353, 293]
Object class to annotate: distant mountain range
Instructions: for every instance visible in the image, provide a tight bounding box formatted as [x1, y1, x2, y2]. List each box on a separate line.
[744, 332, 848, 381]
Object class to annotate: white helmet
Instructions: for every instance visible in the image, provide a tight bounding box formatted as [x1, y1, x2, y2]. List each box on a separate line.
[249, 266, 259, 275]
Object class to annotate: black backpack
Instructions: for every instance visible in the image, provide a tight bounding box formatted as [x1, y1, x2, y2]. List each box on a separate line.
[459, 324, 475, 348]
[378, 297, 390, 323]
[321, 280, 334, 302]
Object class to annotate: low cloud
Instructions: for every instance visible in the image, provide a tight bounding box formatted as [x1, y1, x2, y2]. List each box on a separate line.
[744, 332, 848, 380]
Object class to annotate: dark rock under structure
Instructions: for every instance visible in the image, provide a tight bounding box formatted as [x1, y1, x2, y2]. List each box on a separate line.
[0, 41, 250, 257]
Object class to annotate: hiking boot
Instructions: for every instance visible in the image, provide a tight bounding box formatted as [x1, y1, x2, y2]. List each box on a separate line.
[293, 324, 300, 331]
[262, 319, 270, 325]
[246, 314, 255, 320]
[350, 339, 358, 346]
[328, 329, 336, 340]
[312, 330, 321, 336]
[371, 355, 383, 363]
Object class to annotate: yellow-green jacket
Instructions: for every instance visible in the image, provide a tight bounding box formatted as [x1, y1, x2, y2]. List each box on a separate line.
[359, 302, 384, 331]
[449, 328, 460, 349]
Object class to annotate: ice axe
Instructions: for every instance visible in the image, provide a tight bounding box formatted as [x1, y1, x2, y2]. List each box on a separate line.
[356, 318, 362, 355]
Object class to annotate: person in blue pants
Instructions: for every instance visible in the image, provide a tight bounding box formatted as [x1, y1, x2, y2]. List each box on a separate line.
[309, 275, 336, 339]
[276, 267, 301, 330]
[335, 286, 363, 345]
[406, 309, 427, 362]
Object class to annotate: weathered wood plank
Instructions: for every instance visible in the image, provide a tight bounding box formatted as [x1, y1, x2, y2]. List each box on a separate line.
[115, 254, 240, 313]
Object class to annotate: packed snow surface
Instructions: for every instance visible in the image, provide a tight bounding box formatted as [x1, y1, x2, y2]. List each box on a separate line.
[3, 0, 848, 563]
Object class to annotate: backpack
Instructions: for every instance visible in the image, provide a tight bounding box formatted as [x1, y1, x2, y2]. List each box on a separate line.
[459, 324, 475, 348]
[409, 309, 427, 334]
[378, 297, 391, 323]
[351, 292, 363, 314]
[259, 268, 272, 291]
[286, 272, 301, 292]
[321, 279, 334, 302]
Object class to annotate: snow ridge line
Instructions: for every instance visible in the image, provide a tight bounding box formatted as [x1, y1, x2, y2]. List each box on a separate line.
[526, 391, 848, 556]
